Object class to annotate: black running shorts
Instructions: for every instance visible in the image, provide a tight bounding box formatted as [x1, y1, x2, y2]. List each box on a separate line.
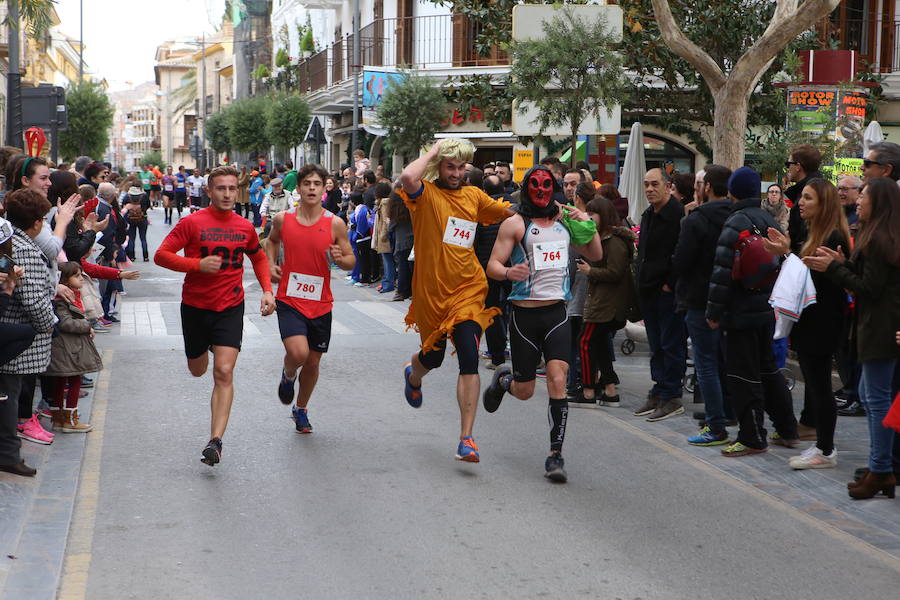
[181, 302, 244, 359]
[150, 184, 161, 192]
[189, 195, 202, 208]
[509, 302, 570, 382]
[275, 300, 332, 353]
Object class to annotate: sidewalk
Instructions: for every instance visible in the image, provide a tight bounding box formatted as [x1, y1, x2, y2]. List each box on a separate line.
[575, 332, 900, 560]
[0, 375, 100, 599]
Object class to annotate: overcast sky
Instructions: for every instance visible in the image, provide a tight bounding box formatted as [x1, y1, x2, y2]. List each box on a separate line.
[55, 0, 226, 91]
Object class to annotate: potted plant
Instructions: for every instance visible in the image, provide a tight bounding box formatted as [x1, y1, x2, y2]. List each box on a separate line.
[300, 27, 315, 58]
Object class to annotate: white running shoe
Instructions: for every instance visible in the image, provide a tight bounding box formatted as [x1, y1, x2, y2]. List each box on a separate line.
[789, 445, 837, 469]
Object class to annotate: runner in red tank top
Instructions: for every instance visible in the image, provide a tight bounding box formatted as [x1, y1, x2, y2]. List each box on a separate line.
[265, 164, 354, 433]
[155, 165, 276, 466]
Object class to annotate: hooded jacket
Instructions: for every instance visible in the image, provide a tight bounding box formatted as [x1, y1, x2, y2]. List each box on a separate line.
[583, 226, 637, 323]
[706, 197, 780, 329]
[517, 165, 563, 220]
[672, 199, 732, 312]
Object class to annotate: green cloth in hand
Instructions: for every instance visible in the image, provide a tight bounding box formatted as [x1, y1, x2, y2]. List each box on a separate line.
[560, 208, 597, 245]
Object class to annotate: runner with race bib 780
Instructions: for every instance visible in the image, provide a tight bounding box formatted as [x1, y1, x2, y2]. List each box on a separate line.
[265, 164, 355, 434]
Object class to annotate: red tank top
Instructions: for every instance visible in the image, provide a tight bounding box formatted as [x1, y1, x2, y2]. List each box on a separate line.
[276, 209, 334, 319]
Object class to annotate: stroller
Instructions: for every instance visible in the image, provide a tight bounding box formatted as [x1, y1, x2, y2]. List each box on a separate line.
[620, 320, 646, 355]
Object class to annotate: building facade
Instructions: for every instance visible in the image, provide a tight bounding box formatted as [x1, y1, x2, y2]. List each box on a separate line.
[825, 0, 900, 140]
[155, 41, 197, 169]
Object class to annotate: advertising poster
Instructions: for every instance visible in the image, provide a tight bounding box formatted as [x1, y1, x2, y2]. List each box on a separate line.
[821, 157, 864, 184]
[362, 71, 406, 108]
[786, 87, 869, 158]
[836, 91, 867, 157]
[787, 89, 836, 134]
[513, 150, 534, 182]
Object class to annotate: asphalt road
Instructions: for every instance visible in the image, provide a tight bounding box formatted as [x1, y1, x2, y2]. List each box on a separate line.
[57, 211, 900, 599]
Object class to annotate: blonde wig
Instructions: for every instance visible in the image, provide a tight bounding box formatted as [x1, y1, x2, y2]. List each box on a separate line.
[422, 138, 475, 182]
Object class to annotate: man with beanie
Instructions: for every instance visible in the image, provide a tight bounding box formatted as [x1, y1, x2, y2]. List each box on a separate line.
[632, 168, 687, 422]
[706, 167, 798, 457]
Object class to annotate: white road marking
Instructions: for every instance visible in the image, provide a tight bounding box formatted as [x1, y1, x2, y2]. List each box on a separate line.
[348, 300, 412, 334]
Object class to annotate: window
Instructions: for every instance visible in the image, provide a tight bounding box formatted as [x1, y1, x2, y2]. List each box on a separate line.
[617, 132, 695, 177]
[827, 0, 877, 66]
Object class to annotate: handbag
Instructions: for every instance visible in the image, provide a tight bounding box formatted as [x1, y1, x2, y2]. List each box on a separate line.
[884, 392, 900, 433]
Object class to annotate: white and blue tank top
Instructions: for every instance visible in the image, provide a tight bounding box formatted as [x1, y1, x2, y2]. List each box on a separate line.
[509, 217, 572, 302]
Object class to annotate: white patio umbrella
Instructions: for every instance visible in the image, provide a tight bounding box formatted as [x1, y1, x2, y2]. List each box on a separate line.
[618, 122, 647, 224]
[862, 120, 884, 155]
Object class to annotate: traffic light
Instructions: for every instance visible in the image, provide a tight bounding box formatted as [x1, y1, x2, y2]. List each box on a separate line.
[190, 134, 202, 160]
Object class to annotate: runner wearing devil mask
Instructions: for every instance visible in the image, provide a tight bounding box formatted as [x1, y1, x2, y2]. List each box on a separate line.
[482, 166, 604, 483]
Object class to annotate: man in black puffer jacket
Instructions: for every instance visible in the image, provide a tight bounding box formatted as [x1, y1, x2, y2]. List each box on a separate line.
[706, 167, 798, 457]
[672, 165, 732, 445]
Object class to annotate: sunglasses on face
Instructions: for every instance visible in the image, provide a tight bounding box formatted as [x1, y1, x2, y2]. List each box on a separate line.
[862, 159, 884, 168]
[837, 186, 862, 192]
[784, 161, 799, 168]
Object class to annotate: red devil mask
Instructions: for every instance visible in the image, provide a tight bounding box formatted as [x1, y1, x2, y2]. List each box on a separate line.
[527, 169, 554, 207]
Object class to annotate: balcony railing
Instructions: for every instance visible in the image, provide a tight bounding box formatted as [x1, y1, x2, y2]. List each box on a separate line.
[291, 14, 509, 94]
[819, 17, 900, 73]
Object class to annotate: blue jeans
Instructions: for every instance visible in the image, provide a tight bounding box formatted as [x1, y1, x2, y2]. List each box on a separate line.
[860, 358, 898, 473]
[685, 309, 726, 432]
[126, 221, 148, 260]
[251, 203, 262, 227]
[380, 252, 396, 291]
[641, 290, 687, 399]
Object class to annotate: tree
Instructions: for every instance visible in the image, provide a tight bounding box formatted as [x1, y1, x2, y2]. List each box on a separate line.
[266, 92, 310, 162]
[376, 72, 447, 162]
[650, 0, 840, 168]
[225, 96, 269, 154]
[140, 149, 164, 168]
[58, 81, 114, 161]
[434, 1, 825, 162]
[509, 7, 627, 167]
[205, 108, 232, 155]
[4, 0, 58, 37]
[170, 69, 198, 118]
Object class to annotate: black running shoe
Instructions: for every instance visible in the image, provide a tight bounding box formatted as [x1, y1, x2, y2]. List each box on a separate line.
[544, 453, 567, 483]
[201, 438, 222, 466]
[483, 365, 511, 413]
[278, 370, 297, 405]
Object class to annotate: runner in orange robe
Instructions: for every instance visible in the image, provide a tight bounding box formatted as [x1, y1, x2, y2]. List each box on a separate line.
[398, 138, 514, 463]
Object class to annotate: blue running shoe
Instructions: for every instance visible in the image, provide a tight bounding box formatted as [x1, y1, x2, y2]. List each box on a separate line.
[278, 370, 296, 405]
[404, 363, 422, 408]
[292, 406, 313, 434]
[687, 426, 729, 446]
[455, 436, 480, 462]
